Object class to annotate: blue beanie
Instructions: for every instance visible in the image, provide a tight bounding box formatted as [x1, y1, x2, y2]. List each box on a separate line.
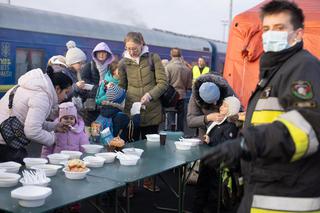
[199, 82, 220, 104]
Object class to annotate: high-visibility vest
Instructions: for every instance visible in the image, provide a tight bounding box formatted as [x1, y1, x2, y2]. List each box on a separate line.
[192, 66, 210, 81]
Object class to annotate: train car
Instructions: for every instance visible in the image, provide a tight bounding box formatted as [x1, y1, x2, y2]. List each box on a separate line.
[0, 3, 225, 96]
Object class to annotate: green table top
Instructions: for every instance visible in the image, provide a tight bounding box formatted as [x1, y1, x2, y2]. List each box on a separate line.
[0, 132, 215, 212]
[0, 169, 124, 213]
[89, 138, 214, 183]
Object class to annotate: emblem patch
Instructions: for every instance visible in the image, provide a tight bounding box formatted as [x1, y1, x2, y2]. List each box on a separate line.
[291, 81, 313, 100]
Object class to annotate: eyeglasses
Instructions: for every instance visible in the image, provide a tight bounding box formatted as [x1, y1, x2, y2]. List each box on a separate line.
[125, 46, 140, 52]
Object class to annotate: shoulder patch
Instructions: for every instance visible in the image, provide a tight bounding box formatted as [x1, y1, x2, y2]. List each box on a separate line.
[291, 81, 313, 100]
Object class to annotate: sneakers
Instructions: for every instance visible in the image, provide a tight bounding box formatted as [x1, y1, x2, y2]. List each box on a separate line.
[143, 178, 160, 192]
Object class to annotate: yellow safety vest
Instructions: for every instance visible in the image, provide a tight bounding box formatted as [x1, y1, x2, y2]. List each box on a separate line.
[192, 66, 210, 81]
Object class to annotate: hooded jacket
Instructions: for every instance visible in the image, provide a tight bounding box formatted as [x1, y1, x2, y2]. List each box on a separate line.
[41, 116, 88, 157]
[0, 68, 58, 146]
[118, 46, 168, 126]
[187, 74, 236, 137]
[81, 42, 115, 100]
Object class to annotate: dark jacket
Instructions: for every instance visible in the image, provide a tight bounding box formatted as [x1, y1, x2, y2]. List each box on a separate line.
[80, 61, 100, 125]
[239, 42, 320, 212]
[187, 74, 235, 138]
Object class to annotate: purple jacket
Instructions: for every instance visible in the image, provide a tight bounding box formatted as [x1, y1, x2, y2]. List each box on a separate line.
[41, 116, 89, 157]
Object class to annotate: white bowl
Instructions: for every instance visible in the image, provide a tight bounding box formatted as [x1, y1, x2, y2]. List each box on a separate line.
[0, 172, 21, 187]
[47, 153, 69, 164]
[122, 148, 144, 157]
[146, 134, 160, 142]
[0, 161, 22, 173]
[23, 158, 48, 169]
[30, 164, 62, 177]
[117, 154, 140, 166]
[81, 144, 103, 154]
[20, 177, 51, 187]
[95, 152, 117, 163]
[11, 185, 52, 207]
[63, 168, 90, 180]
[60, 150, 82, 159]
[83, 156, 105, 168]
[174, 141, 191, 150]
[180, 138, 201, 146]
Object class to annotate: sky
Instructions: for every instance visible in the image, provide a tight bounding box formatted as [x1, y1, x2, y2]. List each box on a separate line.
[0, 0, 264, 41]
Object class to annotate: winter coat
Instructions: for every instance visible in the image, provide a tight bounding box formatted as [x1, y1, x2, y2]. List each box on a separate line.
[187, 74, 235, 137]
[0, 68, 58, 147]
[118, 46, 168, 126]
[41, 116, 88, 157]
[80, 42, 115, 125]
[239, 41, 320, 213]
[166, 57, 192, 99]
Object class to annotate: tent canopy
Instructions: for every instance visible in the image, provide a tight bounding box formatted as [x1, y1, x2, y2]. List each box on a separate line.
[223, 0, 320, 108]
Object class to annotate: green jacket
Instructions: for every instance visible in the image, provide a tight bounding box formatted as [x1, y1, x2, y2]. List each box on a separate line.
[119, 52, 168, 126]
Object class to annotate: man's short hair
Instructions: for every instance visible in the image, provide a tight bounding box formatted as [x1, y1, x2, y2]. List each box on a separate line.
[260, 0, 305, 29]
[170, 48, 181, 57]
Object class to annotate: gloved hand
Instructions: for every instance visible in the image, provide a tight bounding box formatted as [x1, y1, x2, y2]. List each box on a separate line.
[204, 137, 248, 168]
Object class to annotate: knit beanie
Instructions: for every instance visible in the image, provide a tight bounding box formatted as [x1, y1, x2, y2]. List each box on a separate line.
[223, 96, 241, 116]
[59, 102, 77, 121]
[65, 40, 87, 66]
[199, 82, 220, 104]
[105, 83, 126, 104]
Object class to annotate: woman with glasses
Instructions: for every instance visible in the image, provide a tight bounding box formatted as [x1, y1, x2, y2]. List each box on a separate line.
[118, 32, 168, 196]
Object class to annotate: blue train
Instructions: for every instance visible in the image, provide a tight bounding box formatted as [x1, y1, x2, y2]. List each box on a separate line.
[0, 3, 226, 96]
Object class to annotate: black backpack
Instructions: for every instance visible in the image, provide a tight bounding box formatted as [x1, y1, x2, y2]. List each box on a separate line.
[147, 53, 180, 108]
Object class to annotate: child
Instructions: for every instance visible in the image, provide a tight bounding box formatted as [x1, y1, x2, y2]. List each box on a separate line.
[204, 96, 241, 146]
[96, 60, 126, 117]
[41, 102, 89, 157]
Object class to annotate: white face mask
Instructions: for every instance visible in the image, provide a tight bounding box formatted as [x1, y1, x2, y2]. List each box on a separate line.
[262, 31, 289, 52]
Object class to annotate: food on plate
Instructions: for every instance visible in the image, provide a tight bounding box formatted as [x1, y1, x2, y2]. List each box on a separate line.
[66, 159, 87, 172]
[107, 136, 125, 151]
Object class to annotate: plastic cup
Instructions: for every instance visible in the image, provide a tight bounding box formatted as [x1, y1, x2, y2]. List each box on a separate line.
[159, 132, 167, 145]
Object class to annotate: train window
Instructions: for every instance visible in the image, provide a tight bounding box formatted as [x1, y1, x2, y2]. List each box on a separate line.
[15, 48, 44, 81]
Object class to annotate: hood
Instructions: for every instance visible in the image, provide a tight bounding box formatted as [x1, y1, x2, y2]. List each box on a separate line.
[18, 68, 58, 106]
[123, 45, 149, 61]
[193, 74, 230, 109]
[92, 42, 115, 66]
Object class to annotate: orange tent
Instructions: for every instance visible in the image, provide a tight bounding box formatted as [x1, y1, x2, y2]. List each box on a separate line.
[223, 0, 320, 109]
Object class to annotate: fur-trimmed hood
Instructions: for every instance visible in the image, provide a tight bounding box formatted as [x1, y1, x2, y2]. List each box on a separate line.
[192, 74, 235, 109]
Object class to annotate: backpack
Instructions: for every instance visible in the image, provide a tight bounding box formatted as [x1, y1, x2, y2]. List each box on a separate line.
[147, 53, 180, 108]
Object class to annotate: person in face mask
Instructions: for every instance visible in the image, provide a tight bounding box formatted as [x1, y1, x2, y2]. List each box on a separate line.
[203, 1, 320, 212]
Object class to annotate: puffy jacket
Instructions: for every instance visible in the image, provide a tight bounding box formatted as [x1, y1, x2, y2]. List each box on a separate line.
[239, 41, 320, 213]
[118, 46, 168, 126]
[0, 69, 58, 146]
[187, 74, 235, 138]
[41, 116, 88, 157]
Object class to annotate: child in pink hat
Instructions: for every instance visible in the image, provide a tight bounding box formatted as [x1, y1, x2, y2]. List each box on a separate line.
[41, 102, 89, 157]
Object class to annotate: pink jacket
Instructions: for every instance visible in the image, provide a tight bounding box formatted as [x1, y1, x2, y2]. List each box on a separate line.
[41, 116, 89, 157]
[0, 69, 59, 146]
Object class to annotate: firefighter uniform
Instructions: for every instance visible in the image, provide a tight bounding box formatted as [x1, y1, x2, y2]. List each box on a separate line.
[239, 41, 320, 213]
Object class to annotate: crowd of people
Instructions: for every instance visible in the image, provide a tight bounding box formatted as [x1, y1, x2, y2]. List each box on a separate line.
[1, 1, 320, 212]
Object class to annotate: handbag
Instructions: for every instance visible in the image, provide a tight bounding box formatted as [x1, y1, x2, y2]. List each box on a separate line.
[0, 86, 30, 150]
